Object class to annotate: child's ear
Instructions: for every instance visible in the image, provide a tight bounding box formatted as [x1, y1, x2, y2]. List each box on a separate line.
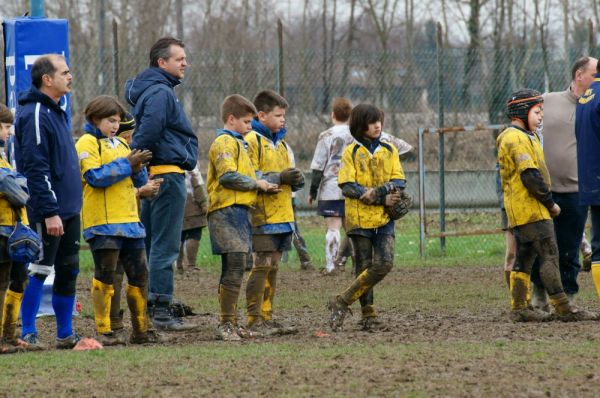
[257, 111, 266, 122]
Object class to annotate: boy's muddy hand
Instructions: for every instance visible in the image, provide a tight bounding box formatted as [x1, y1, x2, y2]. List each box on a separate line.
[256, 179, 281, 194]
[549, 203, 561, 218]
[360, 188, 378, 204]
[138, 178, 163, 198]
[127, 149, 153, 172]
[384, 192, 402, 207]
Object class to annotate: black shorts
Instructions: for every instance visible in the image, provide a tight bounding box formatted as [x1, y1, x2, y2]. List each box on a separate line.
[0, 236, 9, 263]
[252, 233, 293, 252]
[88, 235, 146, 251]
[181, 227, 203, 242]
[317, 200, 345, 218]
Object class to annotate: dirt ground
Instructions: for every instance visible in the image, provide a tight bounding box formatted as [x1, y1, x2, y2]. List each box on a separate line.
[7, 264, 600, 397]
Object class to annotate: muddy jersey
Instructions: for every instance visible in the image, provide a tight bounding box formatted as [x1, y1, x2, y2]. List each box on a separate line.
[497, 126, 551, 227]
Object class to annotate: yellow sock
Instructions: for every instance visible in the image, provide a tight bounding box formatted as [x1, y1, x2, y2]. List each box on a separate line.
[91, 278, 114, 334]
[2, 290, 23, 341]
[591, 263, 600, 298]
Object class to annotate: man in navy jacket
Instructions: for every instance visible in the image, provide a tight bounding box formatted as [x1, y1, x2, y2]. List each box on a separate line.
[125, 37, 198, 330]
[14, 54, 83, 348]
[576, 61, 600, 299]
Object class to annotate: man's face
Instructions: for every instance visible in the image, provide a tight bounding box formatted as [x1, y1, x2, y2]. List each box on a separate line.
[158, 45, 187, 79]
[578, 58, 598, 91]
[47, 57, 72, 97]
[0, 123, 11, 142]
[258, 106, 286, 133]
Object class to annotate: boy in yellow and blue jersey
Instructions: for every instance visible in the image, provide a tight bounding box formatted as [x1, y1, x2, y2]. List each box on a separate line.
[207, 94, 279, 341]
[76, 95, 163, 345]
[245, 90, 304, 336]
[327, 104, 405, 331]
[497, 89, 596, 322]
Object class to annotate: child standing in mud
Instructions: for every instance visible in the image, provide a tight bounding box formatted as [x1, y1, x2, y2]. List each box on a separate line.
[327, 104, 405, 331]
[76, 95, 162, 345]
[207, 94, 279, 341]
[497, 89, 596, 322]
[244, 90, 305, 336]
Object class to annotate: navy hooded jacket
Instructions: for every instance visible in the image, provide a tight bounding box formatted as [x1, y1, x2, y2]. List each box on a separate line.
[575, 75, 600, 205]
[125, 67, 198, 170]
[14, 86, 82, 224]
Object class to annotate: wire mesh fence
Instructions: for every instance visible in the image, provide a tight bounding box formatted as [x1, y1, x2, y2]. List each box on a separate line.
[3, 38, 582, 262]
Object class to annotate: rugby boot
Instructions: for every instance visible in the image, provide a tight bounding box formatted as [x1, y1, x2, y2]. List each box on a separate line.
[550, 292, 598, 321]
[55, 333, 82, 349]
[96, 331, 126, 346]
[263, 319, 298, 335]
[151, 305, 198, 331]
[91, 278, 114, 334]
[327, 295, 351, 332]
[246, 319, 280, 338]
[215, 321, 242, 341]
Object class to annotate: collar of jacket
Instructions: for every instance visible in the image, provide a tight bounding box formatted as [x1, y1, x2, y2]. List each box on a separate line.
[509, 123, 535, 137]
[217, 128, 249, 149]
[146, 67, 181, 88]
[83, 122, 106, 139]
[17, 85, 65, 113]
[356, 136, 381, 154]
[251, 119, 286, 145]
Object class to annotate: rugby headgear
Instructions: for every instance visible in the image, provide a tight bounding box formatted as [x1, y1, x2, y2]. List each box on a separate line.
[506, 89, 543, 131]
[117, 112, 136, 136]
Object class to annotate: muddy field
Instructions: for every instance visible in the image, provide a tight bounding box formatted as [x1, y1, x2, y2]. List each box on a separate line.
[3, 261, 600, 397]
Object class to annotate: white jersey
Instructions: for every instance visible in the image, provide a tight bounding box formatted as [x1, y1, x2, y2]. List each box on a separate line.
[310, 126, 413, 201]
[310, 124, 354, 200]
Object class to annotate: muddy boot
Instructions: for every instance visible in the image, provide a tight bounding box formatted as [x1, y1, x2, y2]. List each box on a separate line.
[91, 278, 114, 335]
[215, 321, 242, 341]
[128, 284, 166, 343]
[96, 331, 126, 346]
[263, 319, 298, 335]
[509, 272, 550, 322]
[246, 265, 270, 326]
[184, 239, 200, 270]
[531, 283, 550, 312]
[550, 293, 598, 321]
[327, 295, 351, 332]
[359, 305, 380, 331]
[246, 319, 280, 338]
[300, 261, 315, 271]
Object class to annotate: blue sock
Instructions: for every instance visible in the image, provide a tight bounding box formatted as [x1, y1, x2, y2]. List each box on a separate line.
[20, 275, 45, 337]
[52, 293, 75, 339]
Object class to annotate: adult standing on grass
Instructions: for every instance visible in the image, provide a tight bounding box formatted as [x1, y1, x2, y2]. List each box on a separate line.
[14, 54, 84, 348]
[530, 57, 597, 309]
[125, 37, 198, 331]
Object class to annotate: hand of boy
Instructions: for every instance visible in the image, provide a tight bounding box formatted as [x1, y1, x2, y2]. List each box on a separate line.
[256, 179, 281, 194]
[549, 203, 561, 218]
[127, 149, 153, 173]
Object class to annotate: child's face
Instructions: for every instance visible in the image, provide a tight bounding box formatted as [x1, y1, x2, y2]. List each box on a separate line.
[258, 106, 286, 133]
[528, 104, 543, 131]
[364, 120, 382, 140]
[227, 113, 254, 136]
[0, 123, 11, 142]
[96, 114, 121, 137]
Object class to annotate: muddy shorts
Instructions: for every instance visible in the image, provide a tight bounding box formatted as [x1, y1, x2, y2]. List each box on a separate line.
[181, 227, 203, 242]
[0, 236, 9, 263]
[208, 205, 252, 254]
[317, 200, 345, 218]
[88, 235, 146, 251]
[252, 232, 293, 252]
[512, 219, 554, 243]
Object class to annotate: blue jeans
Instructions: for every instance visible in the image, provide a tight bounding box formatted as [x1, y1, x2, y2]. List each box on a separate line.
[531, 192, 588, 294]
[591, 205, 600, 264]
[141, 173, 186, 304]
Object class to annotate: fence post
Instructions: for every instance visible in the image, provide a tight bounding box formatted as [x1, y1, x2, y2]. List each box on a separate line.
[112, 19, 119, 98]
[277, 18, 284, 96]
[418, 127, 426, 258]
[437, 22, 446, 252]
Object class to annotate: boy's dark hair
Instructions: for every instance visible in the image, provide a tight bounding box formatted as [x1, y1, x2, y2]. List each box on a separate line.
[221, 94, 257, 123]
[31, 54, 63, 89]
[117, 112, 136, 136]
[0, 103, 13, 124]
[149, 37, 185, 67]
[571, 56, 592, 80]
[84, 95, 127, 124]
[349, 104, 384, 140]
[332, 97, 353, 122]
[253, 90, 288, 114]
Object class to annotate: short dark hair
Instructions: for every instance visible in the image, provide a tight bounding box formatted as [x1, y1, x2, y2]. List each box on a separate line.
[253, 90, 288, 114]
[332, 97, 353, 122]
[221, 94, 257, 123]
[149, 37, 185, 67]
[0, 103, 13, 124]
[349, 104, 384, 140]
[571, 56, 592, 80]
[31, 54, 63, 89]
[84, 95, 127, 125]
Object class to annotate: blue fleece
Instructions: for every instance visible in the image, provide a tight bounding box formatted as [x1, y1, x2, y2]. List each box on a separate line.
[14, 86, 82, 224]
[20, 275, 45, 337]
[125, 67, 198, 171]
[52, 293, 75, 339]
[251, 119, 287, 144]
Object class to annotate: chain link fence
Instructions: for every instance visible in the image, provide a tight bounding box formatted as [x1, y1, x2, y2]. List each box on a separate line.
[3, 40, 581, 262]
